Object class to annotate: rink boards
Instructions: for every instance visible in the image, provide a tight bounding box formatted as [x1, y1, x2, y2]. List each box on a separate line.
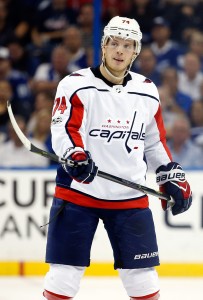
[0, 169, 203, 276]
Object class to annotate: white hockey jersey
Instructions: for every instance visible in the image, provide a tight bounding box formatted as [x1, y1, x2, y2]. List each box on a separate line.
[51, 67, 172, 209]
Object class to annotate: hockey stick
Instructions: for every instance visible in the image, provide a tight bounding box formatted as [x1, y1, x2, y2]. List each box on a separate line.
[7, 100, 173, 205]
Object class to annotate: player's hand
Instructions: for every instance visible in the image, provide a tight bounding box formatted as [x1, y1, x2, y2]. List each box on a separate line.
[63, 151, 98, 184]
[156, 162, 192, 215]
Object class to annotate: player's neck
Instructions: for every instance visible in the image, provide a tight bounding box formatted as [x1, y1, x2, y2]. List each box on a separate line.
[100, 64, 124, 85]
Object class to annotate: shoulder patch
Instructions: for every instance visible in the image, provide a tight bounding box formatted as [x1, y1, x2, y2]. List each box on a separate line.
[144, 78, 152, 83]
[69, 73, 83, 77]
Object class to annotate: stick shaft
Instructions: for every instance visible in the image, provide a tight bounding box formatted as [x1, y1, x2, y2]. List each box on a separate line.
[97, 170, 171, 200]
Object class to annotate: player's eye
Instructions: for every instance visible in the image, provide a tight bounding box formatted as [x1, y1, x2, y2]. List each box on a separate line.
[124, 44, 133, 51]
[110, 41, 118, 48]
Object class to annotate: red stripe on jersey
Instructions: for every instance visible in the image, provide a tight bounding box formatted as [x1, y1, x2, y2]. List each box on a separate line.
[66, 93, 84, 148]
[55, 187, 149, 209]
[154, 105, 172, 160]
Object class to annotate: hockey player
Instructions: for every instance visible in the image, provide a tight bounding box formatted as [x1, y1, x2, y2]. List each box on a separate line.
[43, 16, 192, 300]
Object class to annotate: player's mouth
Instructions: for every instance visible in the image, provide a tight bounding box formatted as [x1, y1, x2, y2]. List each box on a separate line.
[113, 58, 124, 63]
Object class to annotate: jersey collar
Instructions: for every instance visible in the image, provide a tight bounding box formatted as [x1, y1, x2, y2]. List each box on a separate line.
[90, 66, 132, 87]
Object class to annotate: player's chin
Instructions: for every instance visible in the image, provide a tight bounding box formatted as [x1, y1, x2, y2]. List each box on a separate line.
[111, 62, 128, 73]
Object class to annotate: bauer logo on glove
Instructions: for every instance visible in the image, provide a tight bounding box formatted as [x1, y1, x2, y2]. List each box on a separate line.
[156, 162, 192, 216]
[156, 165, 185, 184]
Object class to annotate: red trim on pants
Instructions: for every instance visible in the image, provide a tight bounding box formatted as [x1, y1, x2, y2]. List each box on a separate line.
[43, 290, 72, 300]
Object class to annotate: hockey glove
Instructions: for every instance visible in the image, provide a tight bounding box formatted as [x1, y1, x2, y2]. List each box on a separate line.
[156, 162, 192, 215]
[63, 151, 98, 184]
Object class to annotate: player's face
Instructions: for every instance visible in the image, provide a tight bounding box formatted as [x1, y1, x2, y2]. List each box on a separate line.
[103, 37, 135, 76]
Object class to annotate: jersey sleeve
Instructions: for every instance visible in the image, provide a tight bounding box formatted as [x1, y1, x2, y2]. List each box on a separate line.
[51, 78, 86, 158]
[144, 102, 172, 172]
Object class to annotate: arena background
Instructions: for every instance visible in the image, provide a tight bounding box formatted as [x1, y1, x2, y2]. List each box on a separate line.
[0, 0, 203, 279]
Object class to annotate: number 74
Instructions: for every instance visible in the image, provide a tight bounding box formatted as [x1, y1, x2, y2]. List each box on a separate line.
[52, 96, 67, 116]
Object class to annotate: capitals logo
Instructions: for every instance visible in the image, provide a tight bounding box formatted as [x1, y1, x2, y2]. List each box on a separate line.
[89, 111, 145, 154]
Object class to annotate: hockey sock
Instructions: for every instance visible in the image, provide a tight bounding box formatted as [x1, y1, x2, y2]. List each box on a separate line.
[130, 290, 160, 300]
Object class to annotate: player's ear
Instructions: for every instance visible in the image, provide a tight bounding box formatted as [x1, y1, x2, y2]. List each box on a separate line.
[131, 53, 137, 63]
[102, 45, 106, 55]
[101, 47, 106, 65]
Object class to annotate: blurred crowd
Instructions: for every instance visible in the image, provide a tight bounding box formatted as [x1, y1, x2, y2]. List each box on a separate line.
[0, 0, 203, 169]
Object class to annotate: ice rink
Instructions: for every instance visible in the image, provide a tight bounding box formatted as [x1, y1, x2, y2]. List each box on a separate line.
[0, 276, 203, 300]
